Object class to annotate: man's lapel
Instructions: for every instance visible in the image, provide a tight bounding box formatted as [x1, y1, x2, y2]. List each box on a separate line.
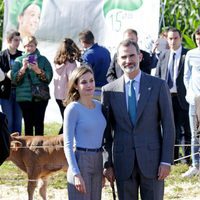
[114, 76, 132, 127]
[177, 48, 187, 76]
[162, 50, 170, 79]
[136, 73, 152, 124]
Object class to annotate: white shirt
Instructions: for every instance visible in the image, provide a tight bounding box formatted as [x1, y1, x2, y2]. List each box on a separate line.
[184, 47, 200, 105]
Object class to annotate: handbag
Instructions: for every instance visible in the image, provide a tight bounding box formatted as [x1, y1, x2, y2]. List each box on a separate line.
[31, 83, 50, 101]
[28, 73, 50, 101]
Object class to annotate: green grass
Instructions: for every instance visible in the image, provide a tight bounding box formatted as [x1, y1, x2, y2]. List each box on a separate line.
[1, 162, 200, 199]
[44, 122, 61, 136]
[1, 123, 200, 199]
[165, 164, 200, 199]
[19, 122, 61, 136]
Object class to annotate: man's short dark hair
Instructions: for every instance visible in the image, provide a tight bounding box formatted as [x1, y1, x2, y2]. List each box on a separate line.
[192, 26, 200, 44]
[167, 27, 182, 37]
[78, 30, 94, 45]
[117, 39, 140, 56]
[6, 30, 20, 42]
[123, 29, 138, 37]
[194, 26, 200, 36]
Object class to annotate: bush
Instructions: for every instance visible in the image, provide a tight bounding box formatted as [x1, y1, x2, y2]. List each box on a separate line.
[160, 0, 200, 49]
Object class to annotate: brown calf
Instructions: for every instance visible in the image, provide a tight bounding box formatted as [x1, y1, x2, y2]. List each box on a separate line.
[7, 133, 68, 200]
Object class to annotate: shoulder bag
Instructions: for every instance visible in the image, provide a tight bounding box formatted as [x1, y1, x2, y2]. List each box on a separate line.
[28, 73, 50, 101]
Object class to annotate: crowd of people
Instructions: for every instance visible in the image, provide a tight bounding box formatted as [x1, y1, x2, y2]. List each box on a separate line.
[0, 25, 200, 200]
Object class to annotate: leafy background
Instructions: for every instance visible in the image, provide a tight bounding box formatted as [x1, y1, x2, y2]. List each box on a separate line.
[0, 0, 200, 49]
[160, 0, 200, 49]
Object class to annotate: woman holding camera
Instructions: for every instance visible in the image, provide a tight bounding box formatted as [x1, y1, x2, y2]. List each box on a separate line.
[11, 36, 53, 136]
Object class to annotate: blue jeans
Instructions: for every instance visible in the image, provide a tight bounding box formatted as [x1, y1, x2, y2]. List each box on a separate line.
[0, 88, 22, 133]
[189, 104, 199, 167]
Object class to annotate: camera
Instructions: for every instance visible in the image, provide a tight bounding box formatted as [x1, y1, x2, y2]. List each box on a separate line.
[28, 55, 37, 64]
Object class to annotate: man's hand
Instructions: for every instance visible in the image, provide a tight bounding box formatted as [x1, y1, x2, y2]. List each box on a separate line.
[158, 164, 171, 180]
[103, 167, 115, 185]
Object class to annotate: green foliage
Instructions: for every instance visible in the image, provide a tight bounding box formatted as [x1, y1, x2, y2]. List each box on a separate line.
[160, 0, 200, 49]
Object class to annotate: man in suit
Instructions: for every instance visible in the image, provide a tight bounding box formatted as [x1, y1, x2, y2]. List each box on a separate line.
[155, 27, 191, 165]
[102, 39, 175, 200]
[106, 28, 153, 83]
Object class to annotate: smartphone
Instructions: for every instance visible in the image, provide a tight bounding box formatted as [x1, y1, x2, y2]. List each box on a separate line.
[28, 55, 37, 64]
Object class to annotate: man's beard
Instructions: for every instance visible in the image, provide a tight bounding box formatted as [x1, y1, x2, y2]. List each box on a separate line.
[123, 64, 138, 74]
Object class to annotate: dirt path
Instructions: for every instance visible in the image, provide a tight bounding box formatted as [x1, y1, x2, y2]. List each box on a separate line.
[0, 184, 114, 200]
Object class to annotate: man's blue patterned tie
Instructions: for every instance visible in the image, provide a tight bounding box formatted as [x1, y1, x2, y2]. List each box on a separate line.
[128, 80, 137, 125]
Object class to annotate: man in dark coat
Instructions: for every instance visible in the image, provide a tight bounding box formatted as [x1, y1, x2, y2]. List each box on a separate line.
[0, 112, 10, 165]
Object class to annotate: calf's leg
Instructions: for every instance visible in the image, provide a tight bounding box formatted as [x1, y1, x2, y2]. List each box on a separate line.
[27, 179, 37, 200]
[39, 177, 49, 200]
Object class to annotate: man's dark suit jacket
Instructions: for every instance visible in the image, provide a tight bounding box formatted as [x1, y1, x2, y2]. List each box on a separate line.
[102, 73, 175, 181]
[0, 112, 10, 165]
[106, 50, 152, 82]
[155, 47, 189, 111]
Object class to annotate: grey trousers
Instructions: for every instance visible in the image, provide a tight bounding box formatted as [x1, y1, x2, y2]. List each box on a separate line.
[116, 161, 164, 200]
[67, 150, 103, 200]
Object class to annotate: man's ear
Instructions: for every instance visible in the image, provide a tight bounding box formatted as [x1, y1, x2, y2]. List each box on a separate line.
[139, 52, 143, 62]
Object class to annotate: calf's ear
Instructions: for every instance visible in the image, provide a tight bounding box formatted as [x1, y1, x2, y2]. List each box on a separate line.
[11, 132, 20, 137]
[11, 141, 22, 151]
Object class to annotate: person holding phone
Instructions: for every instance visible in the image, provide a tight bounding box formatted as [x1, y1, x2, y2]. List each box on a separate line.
[11, 35, 53, 136]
